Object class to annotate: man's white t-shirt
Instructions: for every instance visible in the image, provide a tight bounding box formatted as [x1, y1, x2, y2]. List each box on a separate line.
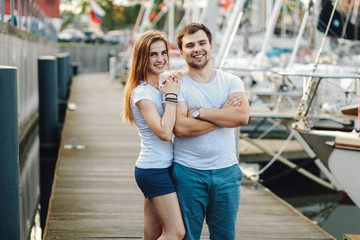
[174, 69, 246, 170]
[131, 81, 173, 169]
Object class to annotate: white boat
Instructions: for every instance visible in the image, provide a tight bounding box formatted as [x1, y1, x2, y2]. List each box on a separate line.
[251, 0, 360, 208]
[299, 129, 360, 208]
[289, 70, 360, 209]
[327, 131, 360, 207]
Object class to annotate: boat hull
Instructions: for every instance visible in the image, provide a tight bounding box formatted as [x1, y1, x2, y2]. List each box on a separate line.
[300, 130, 360, 208]
[328, 148, 360, 208]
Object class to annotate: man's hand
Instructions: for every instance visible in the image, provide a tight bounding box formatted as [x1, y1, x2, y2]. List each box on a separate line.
[174, 102, 219, 137]
[187, 108, 197, 118]
[222, 94, 242, 108]
[192, 92, 249, 128]
[187, 94, 242, 119]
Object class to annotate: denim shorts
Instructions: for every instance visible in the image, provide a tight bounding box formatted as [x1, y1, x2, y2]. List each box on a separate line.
[134, 166, 176, 198]
[172, 162, 242, 240]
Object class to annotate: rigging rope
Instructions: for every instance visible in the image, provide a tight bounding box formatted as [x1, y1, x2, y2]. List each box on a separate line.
[294, 0, 341, 128]
[253, 130, 296, 176]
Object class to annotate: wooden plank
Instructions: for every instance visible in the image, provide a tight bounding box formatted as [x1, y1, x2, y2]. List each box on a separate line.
[341, 104, 359, 116]
[44, 73, 335, 239]
[240, 139, 304, 154]
[239, 138, 309, 162]
[344, 234, 360, 240]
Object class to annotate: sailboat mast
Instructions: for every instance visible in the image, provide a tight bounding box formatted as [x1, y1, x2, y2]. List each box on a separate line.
[255, 0, 283, 68]
[138, 0, 155, 35]
[293, 0, 341, 131]
[168, 0, 175, 45]
[287, 0, 313, 69]
[216, 0, 247, 69]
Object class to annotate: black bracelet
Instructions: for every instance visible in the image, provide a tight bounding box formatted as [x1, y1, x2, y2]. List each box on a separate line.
[165, 99, 177, 103]
[165, 93, 177, 97]
[165, 97, 177, 101]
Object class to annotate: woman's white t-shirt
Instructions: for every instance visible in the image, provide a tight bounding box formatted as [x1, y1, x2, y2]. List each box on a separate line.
[130, 81, 173, 169]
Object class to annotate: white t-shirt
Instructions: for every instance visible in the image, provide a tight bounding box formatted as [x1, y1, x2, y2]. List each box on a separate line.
[174, 69, 246, 170]
[131, 81, 173, 169]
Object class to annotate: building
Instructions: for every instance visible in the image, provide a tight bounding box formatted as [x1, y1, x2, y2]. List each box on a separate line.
[1, 0, 62, 32]
[2, 0, 59, 18]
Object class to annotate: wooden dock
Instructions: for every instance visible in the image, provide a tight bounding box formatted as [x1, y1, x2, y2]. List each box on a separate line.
[43, 73, 335, 239]
[239, 138, 308, 162]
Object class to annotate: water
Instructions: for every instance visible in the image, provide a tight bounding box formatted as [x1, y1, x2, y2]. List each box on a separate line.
[284, 193, 360, 239]
[243, 161, 360, 240]
[320, 205, 360, 239]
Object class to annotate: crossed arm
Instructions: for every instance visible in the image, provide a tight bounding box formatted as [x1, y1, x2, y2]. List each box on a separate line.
[173, 92, 250, 138]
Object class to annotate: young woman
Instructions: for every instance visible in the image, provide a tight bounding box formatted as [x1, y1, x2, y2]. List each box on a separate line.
[123, 30, 185, 240]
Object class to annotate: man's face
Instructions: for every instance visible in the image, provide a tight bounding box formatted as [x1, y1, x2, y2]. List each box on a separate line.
[180, 30, 213, 69]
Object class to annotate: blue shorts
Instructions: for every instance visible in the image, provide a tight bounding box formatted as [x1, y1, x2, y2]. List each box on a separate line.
[134, 166, 176, 198]
[172, 163, 242, 240]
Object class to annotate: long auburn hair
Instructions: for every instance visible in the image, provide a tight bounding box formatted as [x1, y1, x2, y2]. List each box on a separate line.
[123, 30, 170, 124]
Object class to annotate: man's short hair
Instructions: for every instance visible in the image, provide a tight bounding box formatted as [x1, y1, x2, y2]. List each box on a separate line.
[176, 22, 213, 50]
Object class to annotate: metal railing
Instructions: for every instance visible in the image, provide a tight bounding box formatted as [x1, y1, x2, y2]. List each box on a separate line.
[0, 0, 58, 42]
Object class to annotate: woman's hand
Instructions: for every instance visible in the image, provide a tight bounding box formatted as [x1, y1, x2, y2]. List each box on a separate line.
[160, 71, 182, 95]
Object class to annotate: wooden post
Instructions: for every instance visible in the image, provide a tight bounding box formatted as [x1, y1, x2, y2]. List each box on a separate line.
[0, 66, 20, 240]
[38, 56, 59, 145]
[57, 52, 70, 102]
[64, 53, 72, 97]
[57, 52, 70, 126]
[71, 62, 80, 76]
[38, 57, 60, 231]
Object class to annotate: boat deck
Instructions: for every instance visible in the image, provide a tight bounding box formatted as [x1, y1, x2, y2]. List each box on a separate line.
[43, 73, 335, 239]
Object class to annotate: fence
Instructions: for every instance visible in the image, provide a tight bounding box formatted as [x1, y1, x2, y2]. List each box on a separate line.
[0, 21, 58, 240]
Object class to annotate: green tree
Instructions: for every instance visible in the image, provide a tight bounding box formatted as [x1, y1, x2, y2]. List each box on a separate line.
[101, 1, 141, 31]
[59, 0, 141, 31]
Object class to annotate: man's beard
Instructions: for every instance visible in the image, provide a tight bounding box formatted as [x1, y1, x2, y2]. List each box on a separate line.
[187, 57, 211, 69]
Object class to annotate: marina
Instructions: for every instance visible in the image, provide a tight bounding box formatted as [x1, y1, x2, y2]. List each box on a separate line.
[1, 0, 360, 239]
[43, 72, 335, 239]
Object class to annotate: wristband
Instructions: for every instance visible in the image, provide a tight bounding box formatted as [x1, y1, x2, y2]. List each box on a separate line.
[165, 97, 177, 101]
[165, 93, 177, 97]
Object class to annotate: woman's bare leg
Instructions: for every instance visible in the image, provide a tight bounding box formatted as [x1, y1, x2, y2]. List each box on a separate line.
[144, 198, 162, 240]
[149, 192, 185, 239]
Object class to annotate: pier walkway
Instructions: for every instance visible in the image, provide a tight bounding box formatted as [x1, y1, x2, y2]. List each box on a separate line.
[43, 73, 335, 239]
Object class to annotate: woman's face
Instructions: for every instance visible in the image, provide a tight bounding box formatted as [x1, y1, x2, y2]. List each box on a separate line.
[147, 40, 168, 76]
